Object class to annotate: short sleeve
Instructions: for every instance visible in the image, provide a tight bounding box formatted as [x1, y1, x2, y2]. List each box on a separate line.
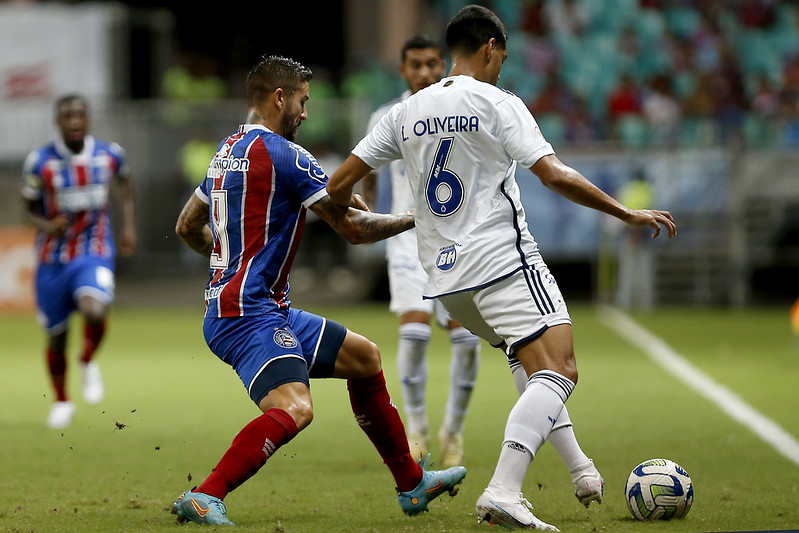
[353, 104, 402, 169]
[109, 142, 130, 179]
[495, 94, 555, 168]
[20, 150, 42, 201]
[269, 139, 328, 207]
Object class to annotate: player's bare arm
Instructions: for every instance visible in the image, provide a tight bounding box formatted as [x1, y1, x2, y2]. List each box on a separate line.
[532, 154, 677, 238]
[112, 177, 137, 256]
[327, 154, 374, 207]
[309, 194, 414, 245]
[22, 198, 69, 237]
[175, 193, 214, 256]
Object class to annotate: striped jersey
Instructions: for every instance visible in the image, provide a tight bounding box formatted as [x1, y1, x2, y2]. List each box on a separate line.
[353, 75, 555, 298]
[198, 124, 328, 318]
[21, 135, 129, 265]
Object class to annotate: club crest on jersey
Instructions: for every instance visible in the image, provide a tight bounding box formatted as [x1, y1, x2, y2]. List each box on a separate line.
[436, 244, 458, 271]
[273, 328, 299, 348]
[290, 144, 326, 182]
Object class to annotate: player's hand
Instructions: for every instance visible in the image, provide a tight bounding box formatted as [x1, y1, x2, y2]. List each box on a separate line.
[625, 209, 677, 239]
[118, 224, 137, 256]
[45, 214, 70, 237]
[349, 193, 371, 212]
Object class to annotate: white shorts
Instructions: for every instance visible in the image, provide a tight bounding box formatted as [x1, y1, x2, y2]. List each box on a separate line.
[386, 230, 449, 326]
[437, 261, 571, 352]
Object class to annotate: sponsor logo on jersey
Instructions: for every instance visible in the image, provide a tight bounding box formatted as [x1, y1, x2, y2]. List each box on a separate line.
[55, 184, 108, 212]
[436, 244, 458, 271]
[204, 284, 225, 301]
[411, 115, 479, 137]
[207, 154, 250, 179]
[273, 328, 299, 348]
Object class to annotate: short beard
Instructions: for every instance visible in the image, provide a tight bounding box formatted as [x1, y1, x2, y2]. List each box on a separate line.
[281, 114, 299, 142]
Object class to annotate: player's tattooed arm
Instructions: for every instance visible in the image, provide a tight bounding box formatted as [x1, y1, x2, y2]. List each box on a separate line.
[175, 193, 214, 257]
[310, 194, 414, 244]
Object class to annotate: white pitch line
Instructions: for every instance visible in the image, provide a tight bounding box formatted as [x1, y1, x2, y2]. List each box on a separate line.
[598, 305, 799, 467]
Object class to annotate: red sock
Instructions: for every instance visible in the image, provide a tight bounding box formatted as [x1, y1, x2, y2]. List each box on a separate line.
[81, 320, 106, 364]
[197, 408, 299, 500]
[46, 347, 68, 402]
[347, 370, 423, 492]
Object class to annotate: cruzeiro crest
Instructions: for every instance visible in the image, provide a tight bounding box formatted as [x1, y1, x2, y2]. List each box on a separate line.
[273, 328, 299, 348]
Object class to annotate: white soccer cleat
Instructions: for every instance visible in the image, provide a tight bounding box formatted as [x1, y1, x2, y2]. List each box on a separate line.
[572, 459, 604, 507]
[407, 431, 429, 462]
[475, 484, 559, 531]
[46, 401, 76, 429]
[81, 361, 104, 405]
[438, 427, 464, 468]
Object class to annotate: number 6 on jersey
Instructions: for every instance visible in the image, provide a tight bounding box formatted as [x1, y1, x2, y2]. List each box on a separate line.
[425, 137, 464, 217]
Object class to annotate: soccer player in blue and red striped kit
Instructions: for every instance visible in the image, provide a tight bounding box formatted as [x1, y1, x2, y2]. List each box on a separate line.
[21, 94, 137, 429]
[171, 55, 466, 526]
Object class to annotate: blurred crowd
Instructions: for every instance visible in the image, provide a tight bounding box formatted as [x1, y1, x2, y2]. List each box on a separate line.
[497, 0, 799, 149]
[159, 1, 799, 150]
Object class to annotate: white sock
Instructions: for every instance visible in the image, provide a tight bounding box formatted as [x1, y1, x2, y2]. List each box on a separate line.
[507, 355, 590, 477]
[548, 406, 593, 479]
[507, 353, 527, 396]
[442, 327, 480, 435]
[397, 322, 430, 435]
[490, 370, 575, 493]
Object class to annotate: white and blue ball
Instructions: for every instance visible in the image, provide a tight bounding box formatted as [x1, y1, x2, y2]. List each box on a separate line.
[625, 458, 693, 521]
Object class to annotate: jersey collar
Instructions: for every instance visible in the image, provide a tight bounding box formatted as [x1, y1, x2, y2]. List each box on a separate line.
[54, 135, 95, 159]
[240, 124, 272, 134]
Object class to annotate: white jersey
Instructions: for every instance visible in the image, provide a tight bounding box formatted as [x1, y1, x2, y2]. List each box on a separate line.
[366, 90, 419, 262]
[353, 75, 555, 298]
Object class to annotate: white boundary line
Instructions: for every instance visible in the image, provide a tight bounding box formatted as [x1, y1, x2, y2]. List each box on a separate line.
[598, 305, 799, 467]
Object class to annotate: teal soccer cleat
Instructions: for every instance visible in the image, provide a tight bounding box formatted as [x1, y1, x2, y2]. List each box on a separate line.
[172, 490, 235, 526]
[398, 454, 467, 516]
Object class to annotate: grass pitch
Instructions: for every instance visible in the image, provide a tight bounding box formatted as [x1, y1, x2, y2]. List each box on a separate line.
[1, 302, 797, 532]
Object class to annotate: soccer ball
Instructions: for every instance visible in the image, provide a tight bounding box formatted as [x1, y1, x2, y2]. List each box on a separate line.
[624, 458, 693, 521]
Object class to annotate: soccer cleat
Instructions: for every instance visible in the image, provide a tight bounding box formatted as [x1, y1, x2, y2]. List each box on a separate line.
[438, 428, 464, 468]
[80, 361, 104, 405]
[397, 454, 467, 516]
[475, 484, 559, 531]
[572, 459, 604, 507]
[407, 431, 429, 462]
[46, 401, 75, 429]
[172, 490, 235, 526]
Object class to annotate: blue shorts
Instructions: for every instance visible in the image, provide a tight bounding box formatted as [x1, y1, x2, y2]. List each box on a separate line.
[35, 256, 116, 334]
[203, 308, 348, 405]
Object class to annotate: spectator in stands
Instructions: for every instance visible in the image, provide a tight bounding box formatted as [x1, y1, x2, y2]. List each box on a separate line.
[545, 0, 588, 37]
[642, 73, 681, 146]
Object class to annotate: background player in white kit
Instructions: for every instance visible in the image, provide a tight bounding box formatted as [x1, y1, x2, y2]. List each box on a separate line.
[364, 35, 481, 467]
[328, 5, 677, 530]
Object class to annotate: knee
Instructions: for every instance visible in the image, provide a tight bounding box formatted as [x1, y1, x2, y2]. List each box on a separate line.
[78, 297, 107, 324]
[278, 399, 314, 431]
[290, 402, 314, 431]
[362, 340, 382, 376]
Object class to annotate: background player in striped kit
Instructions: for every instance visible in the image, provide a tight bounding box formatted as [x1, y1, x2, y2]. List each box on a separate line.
[328, 5, 677, 530]
[171, 55, 465, 526]
[21, 94, 137, 429]
[364, 35, 481, 468]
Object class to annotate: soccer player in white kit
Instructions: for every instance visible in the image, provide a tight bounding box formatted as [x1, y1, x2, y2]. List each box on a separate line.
[365, 35, 481, 468]
[329, 5, 677, 530]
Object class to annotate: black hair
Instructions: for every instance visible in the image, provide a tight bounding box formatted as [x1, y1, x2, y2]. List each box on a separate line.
[246, 55, 313, 107]
[445, 4, 508, 55]
[401, 35, 442, 62]
[54, 93, 88, 116]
